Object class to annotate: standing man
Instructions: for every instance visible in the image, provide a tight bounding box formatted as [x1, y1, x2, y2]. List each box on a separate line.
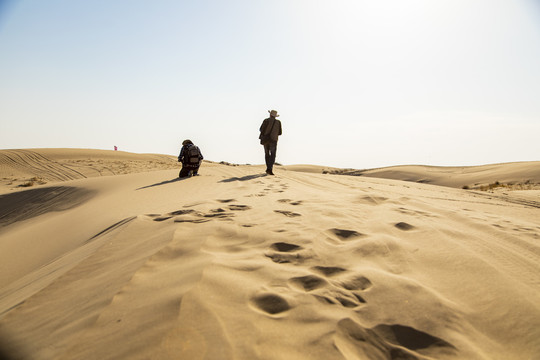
[259, 109, 282, 175]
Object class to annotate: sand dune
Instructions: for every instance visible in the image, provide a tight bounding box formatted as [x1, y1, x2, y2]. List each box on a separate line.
[0, 149, 178, 192]
[315, 162, 540, 190]
[0, 150, 539, 359]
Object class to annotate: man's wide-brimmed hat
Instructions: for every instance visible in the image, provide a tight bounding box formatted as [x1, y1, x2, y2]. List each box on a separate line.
[268, 110, 279, 117]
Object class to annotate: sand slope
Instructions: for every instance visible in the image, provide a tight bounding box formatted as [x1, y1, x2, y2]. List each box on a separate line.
[0, 150, 539, 360]
[0, 148, 178, 192]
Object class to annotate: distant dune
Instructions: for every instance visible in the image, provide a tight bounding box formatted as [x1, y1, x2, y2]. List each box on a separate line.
[324, 162, 540, 190]
[0, 149, 539, 359]
[0, 148, 178, 192]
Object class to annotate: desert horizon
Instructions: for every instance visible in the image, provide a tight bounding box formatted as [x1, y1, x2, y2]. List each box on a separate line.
[0, 148, 539, 359]
[2, 148, 539, 192]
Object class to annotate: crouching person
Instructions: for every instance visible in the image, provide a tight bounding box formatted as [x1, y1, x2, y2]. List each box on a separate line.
[178, 139, 203, 178]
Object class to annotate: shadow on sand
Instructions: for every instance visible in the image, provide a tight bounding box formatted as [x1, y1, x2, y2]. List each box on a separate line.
[136, 177, 188, 190]
[0, 186, 96, 228]
[219, 174, 267, 183]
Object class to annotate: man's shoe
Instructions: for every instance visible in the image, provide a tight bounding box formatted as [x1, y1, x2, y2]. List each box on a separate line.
[267, 170, 274, 175]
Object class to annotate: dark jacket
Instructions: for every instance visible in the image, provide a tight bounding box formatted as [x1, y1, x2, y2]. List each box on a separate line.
[259, 117, 282, 143]
[178, 144, 203, 168]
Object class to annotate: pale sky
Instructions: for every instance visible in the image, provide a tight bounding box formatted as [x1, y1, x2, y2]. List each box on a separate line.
[1, 0, 539, 169]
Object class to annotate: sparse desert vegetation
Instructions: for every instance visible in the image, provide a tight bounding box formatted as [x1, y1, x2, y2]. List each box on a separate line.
[463, 180, 540, 191]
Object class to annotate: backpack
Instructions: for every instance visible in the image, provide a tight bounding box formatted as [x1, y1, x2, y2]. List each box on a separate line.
[185, 145, 201, 166]
[260, 118, 276, 145]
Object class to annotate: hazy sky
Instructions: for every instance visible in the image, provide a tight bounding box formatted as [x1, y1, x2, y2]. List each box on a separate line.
[1, 0, 539, 168]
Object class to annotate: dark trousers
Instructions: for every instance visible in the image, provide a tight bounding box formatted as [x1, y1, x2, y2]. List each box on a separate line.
[179, 166, 199, 178]
[264, 142, 277, 172]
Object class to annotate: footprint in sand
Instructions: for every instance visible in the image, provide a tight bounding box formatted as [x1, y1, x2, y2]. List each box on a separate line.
[288, 275, 328, 292]
[145, 214, 175, 222]
[277, 199, 303, 205]
[292, 278, 369, 309]
[373, 324, 456, 352]
[394, 222, 415, 231]
[128, 204, 253, 225]
[261, 239, 372, 310]
[174, 218, 211, 224]
[311, 266, 347, 277]
[250, 293, 291, 315]
[151, 216, 173, 222]
[168, 209, 196, 216]
[271, 242, 303, 252]
[203, 208, 236, 219]
[245, 193, 267, 197]
[274, 210, 301, 217]
[337, 275, 373, 291]
[264, 242, 313, 264]
[227, 204, 251, 211]
[329, 228, 366, 240]
[156, 207, 237, 223]
[281, 261, 372, 309]
[312, 293, 364, 308]
[334, 319, 456, 359]
[217, 199, 236, 203]
[321, 273, 371, 308]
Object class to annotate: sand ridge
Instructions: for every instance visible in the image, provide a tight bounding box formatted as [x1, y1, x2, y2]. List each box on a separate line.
[319, 162, 540, 190]
[0, 148, 179, 192]
[0, 149, 539, 359]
